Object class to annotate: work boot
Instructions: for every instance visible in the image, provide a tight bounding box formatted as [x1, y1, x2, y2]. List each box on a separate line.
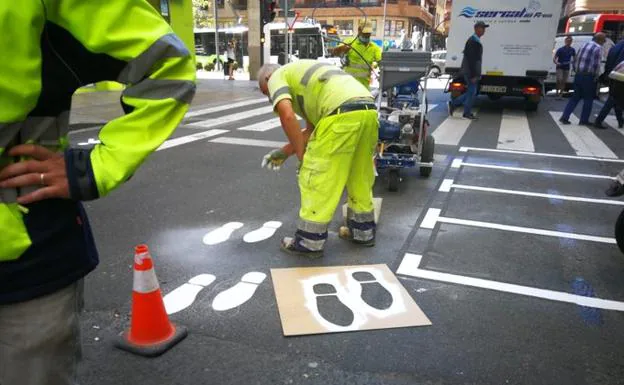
[462, 113, 477, 120]
[559, 118, 571, 125]
[338, 226, 375, 247]
[280, 237, 324, 259]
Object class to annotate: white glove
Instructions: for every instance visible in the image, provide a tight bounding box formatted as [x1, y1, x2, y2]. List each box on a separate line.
[261, 149, 288, 171]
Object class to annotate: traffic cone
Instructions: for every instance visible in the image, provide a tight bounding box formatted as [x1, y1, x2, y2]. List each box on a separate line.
[115, 244, 187, 357]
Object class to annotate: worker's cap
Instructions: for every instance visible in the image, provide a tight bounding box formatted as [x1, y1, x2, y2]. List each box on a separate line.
[359, 20, 373, 34]
[474, 21, 490, 28]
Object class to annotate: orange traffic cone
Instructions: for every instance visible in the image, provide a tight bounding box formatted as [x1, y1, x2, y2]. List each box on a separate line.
[115, 244, 187, 357]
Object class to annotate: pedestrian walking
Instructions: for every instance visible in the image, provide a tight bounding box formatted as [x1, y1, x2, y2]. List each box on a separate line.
[0, 2, 196, 384]
[553, 35, 576, 99]
[603, 61, 624, 196]
[559, 32, 606, 126]
[595, 38, 624, 129]
[226, 39, 237, 80]
[448, 21, 489, 120]
[257, 60, 378, 258]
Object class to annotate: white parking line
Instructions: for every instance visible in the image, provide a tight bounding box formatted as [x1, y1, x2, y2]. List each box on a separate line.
[439, 179, 624, 206]
[549, 111, 618, 159]
[397, 253, 624, 311]
[497, 109, 534, 152]
[157, 129, 229, 151]
[419, 207, 616, 244]
[450, 158, 615, 180]
[210, 137, 287, 148]
[185, 98, 267, 118]
[459, 146, 624, 163]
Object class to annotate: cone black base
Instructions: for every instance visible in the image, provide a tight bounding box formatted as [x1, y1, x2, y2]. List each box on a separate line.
[114, 323, 188, 357]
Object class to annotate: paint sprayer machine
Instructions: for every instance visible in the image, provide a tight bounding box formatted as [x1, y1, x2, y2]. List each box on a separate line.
[374, 50, 435, 191]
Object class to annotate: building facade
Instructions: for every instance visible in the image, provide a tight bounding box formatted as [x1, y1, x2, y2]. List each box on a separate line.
[563, 0, 624, 17]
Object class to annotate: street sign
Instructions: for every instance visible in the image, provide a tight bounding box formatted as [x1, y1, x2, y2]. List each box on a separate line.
[287, 11, 299, 31]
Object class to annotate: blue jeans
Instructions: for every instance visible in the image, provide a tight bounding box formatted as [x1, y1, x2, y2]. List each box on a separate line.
[451, 76, 478, 116]
[596, 95, 624, 126]
[561, 73, 597, 123]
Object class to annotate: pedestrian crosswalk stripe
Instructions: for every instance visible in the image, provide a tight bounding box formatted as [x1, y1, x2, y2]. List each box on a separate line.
[190, 106, 274, 130]
[431, 108, 479, 145]
[185, 97, 267, 118]
[158, 129, 229, 151]
[497, 109, 534, 152]
[238, 118, 281, 132]
[549, 111, 618, 159]
[211, 137, 287, 148]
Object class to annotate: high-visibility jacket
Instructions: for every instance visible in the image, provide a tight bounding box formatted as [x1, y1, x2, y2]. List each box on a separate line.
[343, 37, 382, 88]
[0, 0, 196, 304]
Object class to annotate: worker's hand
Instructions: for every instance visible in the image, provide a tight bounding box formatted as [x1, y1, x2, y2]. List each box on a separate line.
[261, 148, 289, 171]
[0, 144, 70, 204]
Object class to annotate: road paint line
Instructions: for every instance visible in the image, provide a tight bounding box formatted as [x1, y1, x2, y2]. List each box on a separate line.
[549, 111, 617, 159]
[432, 110, 476, 145]
[70, 125, 103, 134]
[498, 109, 534, 152]
[419, 207, 616, 243]
[396, 253, 624, 311]
[452, 159, 615, 180]
[420, 208, 441, 229]
[238, 117, 282, 132]
[157, 129, 229, 151]
[459, 146, 624, 163]
[185, 97, 267, 118]
[189, 106, 274, 129]
[450, 183, 624, 206]
[210, 137, 288, 148]
[439, 179, 454, 192]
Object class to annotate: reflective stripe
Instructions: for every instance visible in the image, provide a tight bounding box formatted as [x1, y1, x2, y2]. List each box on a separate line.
[296, 95, 308, 121]
[347, 208, 375, 223]
[270, 86, 290, 103]
[123, 78, 196, 104]
[318, 69, 351, 82]
[352, 228, 374, 242]
[118, 33, 190, 84]
[133, 268, 160, 293]
[300, 237, 326, 251]
[301, 62, 332, 86]
[297, 219, 328, 233]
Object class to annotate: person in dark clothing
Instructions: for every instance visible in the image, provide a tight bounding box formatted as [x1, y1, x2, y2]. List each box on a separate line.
[595, 39, 624, 129]
[448, 21, 488, 120]
[554, 35, 576, 98]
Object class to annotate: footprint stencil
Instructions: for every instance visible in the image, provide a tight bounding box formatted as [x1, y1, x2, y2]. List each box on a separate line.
[212, 272, 267, 311]
[163, 274, 216, 315]
[243, 221, 282, 243]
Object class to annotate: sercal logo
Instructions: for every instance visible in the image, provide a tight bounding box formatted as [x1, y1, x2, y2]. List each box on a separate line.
[458, 1, 553, 19]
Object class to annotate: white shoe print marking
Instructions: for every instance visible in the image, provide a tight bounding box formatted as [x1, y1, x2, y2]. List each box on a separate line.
[163, 274, 216, 315]
[243, 221, 282, 243]
[212, 272, 267, 311]
[202, 222, 244, 245]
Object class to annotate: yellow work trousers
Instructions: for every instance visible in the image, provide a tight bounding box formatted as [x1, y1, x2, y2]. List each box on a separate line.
[295, 109, 378, 249]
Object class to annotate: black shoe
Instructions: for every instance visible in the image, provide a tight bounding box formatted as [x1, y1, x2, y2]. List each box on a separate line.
[462, 113, 478, 120]
[338, 226, 375, 247]
[559, 118, 571, 125]
[279, 237, 324, 259]
[606, 181, 624, 197]
[578, 121, 592, 126]
[594, 121, 606, 129]
[618, 121, 624, 129]
[447, 101, 455, 116]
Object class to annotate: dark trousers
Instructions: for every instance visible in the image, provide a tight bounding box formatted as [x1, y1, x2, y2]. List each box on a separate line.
[562, 73, 597, 124]
[596, 81, 624, 126]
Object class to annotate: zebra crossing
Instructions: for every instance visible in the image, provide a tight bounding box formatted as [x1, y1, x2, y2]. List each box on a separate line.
[71, 96, 624, 160]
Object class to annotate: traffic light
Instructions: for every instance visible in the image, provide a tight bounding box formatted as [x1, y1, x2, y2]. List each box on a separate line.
[261, 0, 276, 25]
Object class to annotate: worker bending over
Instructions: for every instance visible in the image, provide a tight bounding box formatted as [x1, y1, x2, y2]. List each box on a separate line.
[332, 19, 382, 89]
[257, 60, 379, 258]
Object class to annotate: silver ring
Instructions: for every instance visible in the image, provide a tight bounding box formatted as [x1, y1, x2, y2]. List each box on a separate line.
[40, 173, 45, 186]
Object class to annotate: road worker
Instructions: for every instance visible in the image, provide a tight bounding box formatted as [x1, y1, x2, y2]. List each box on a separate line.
[604, 61, 624, 196]
[0, 2, 195, 384]
[332, 19, 382, 89]
[257, 60, 379, 258]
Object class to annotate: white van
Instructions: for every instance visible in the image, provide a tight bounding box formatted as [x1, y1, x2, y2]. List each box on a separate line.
[445, 0, 560, 110]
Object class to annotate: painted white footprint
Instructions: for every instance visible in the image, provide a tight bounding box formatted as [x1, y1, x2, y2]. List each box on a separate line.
[243, 221, 282, 243]
[202, 222, 244, 245]
[212, 272, 267, 311]
[163, 274, 216, 315]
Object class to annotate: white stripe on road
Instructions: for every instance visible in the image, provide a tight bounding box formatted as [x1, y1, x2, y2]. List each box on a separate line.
[450, 158, 615, 180]
[459, 146, 624, 163]
[440, 179, 624, 206]
[185, 98, 267, 118]
[210, 137, 287, 148]
[549, 111, 617, 159]
[497, 109, 534, 152]
[397, 253, 624, 311]
[157, 129, 229, 151]
[432, 110, 478, 145]
[419, 207, 616, 243]
[190, 106, 274, 129]
[238, 117, 282, 132]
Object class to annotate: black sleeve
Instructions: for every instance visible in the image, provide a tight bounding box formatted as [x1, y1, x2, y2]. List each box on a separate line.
[464, 39, 478, 77]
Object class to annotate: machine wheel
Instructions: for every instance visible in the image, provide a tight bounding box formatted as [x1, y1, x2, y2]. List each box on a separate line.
[420, 135, 435, 177]
[615, 209, 624, 254]
[388, 169, 400, 192]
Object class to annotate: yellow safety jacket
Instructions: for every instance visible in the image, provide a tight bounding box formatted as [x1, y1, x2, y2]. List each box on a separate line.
[343, 37, 382, 88]
[0, 0, 195, 303]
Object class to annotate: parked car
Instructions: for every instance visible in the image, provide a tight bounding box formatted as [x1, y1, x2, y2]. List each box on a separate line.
[429, 50, 446, 77]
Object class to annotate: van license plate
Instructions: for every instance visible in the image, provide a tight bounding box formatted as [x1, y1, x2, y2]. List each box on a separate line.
[481, 85, 507, 93]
